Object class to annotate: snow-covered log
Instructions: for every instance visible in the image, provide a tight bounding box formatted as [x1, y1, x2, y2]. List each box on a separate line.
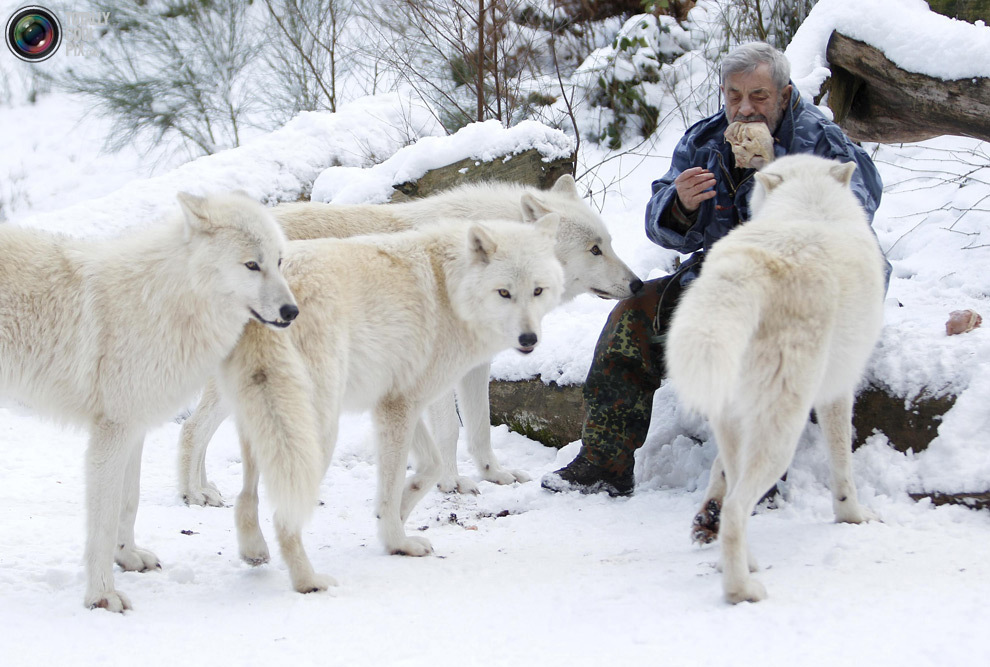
[825, 31, 990, 143]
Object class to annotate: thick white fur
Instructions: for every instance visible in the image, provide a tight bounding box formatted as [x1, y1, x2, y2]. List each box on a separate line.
[0, 192, 296, 611]
[179, 175, 641, 505]
[219, 217, 564, 593]
[665, 154, 885, 604]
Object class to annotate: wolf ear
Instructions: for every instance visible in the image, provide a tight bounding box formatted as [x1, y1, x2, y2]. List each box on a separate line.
[549, 174, 579, 197]
[532, 212, 560, 239]
[467, 224, 498, 265]
[754, 172, 783, 192]
[830, 161, 857, 186]
[520, 192, 552, 223]
[177, 192, 211, 239]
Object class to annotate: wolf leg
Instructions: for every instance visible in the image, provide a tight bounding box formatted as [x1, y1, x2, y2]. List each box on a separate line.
[178, 378, 229, 507]
[429, 391, 478, 494]
[84, 421, 142, 612]
[816, 394, 877, 524]
[115, 437, 162, 572]
[460, 362, 530, 486]
[692, 454, 727, 544]
[402, 418, 443, 522]
[375, 398, 433, 556]
[715, 412, 803, 604]
[274, 513, 337, 594]
[235, 434, 270, 565]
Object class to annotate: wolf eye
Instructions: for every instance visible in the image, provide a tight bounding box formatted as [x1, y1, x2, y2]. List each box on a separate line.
[278, 258, 282, 268]
[590, 245, 602, 256]
[498, 289, 511, 299]
[245, 261, 261, 271]
[534, 287, 543, 296]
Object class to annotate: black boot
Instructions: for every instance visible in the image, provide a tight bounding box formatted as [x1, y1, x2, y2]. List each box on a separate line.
[541, 456, 634, 497]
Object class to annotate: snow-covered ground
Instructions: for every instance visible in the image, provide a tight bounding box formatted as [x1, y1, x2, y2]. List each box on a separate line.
[2, 0, 989, 664]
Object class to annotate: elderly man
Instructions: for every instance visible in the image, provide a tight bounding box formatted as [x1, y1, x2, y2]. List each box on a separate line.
[542, 41, 889, 497]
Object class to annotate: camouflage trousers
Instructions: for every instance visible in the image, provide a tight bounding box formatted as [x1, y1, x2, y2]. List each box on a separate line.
[577, 274, 687, 476]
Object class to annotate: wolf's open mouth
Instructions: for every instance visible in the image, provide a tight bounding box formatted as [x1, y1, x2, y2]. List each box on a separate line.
[516, 345, 535, 354]
[591, 288, 613, 299]
[250, 309, 292, 328]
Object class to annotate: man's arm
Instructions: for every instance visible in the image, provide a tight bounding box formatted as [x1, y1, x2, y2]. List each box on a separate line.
[645, 142, 717, 251]
[815, 122, 890, 289]
[815, 123, 883, 222]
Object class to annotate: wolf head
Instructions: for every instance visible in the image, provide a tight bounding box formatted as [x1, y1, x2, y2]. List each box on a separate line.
[518, 175, 642, 302]
[176, 191, 298, 329]
[451, 215, 564, 354]
[749, 154, 858, 219]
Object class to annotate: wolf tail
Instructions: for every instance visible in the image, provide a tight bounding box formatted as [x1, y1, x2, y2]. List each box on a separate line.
[229, 331, 325, 530]
[665, 249, 769, 416]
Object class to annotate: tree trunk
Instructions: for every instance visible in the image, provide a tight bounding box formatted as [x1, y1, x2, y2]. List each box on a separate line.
[825, 31, 990, 143]
[477, 0, 486, 123]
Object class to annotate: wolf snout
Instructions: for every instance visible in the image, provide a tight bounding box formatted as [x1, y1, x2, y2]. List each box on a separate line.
[630, 278, 644, 294]
[517, 332, 538, 353]
[280, 304, 299, 322]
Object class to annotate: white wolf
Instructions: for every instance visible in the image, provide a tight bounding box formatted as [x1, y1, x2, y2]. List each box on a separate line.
[218, 217, 563, 593]
[179, 175, 641, 505]
[0, 193, 296, 612]
[665, 154, 885, 604]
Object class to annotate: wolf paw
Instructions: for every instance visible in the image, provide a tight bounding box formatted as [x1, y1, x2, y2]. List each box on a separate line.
[238, 527, 271, 565]
[115, 546, 161, 572]
[834, 504, 878, 524]
[482, 465, 531, 486]
[437, 474, 481, 495]
[388, 535, 434, 557]
[183, 482, 224, 507]
[724, 578, 767, 604]
[87, 589, 132, 613]
[293, 572, 338, 594]
[240, 548, 271, 567]
[691, 499, 721, 544]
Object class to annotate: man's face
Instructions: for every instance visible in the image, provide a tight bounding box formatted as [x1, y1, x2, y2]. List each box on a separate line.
[722, 63, 792, 132]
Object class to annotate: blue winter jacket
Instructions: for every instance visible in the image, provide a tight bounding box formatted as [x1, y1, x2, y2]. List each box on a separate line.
[645, 85, 890, 287]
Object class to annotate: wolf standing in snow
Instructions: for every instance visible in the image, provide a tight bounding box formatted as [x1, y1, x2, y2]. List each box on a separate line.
[178, 175, 641, 505]
[220, 217, 564, 593]
[666, 155, 886, 604]
[0, 193, 297, 611]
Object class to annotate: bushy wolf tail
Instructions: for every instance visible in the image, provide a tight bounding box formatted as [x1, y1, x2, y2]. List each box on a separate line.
[228, 328, 325, 530]
[666, 250, 769, 416]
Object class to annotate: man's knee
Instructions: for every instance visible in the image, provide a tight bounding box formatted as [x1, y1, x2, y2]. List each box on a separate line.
[606, 277, 669, 322]
[596, 277, 672, 358]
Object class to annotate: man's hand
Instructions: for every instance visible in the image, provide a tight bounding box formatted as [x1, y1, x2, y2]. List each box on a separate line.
[674, 167, 717, 212]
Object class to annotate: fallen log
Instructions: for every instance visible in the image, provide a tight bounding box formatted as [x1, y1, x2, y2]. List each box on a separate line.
[908, 491, 990, 511]
[825, 31, 990, 143]
[488, 377, 955, 454]
[389, 147, 575, 201]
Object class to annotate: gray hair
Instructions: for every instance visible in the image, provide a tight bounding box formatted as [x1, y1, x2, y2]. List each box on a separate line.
[720, 42, 791, 90]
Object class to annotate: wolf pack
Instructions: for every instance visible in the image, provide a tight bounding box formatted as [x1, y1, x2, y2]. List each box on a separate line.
[0, 152, 887, 611]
